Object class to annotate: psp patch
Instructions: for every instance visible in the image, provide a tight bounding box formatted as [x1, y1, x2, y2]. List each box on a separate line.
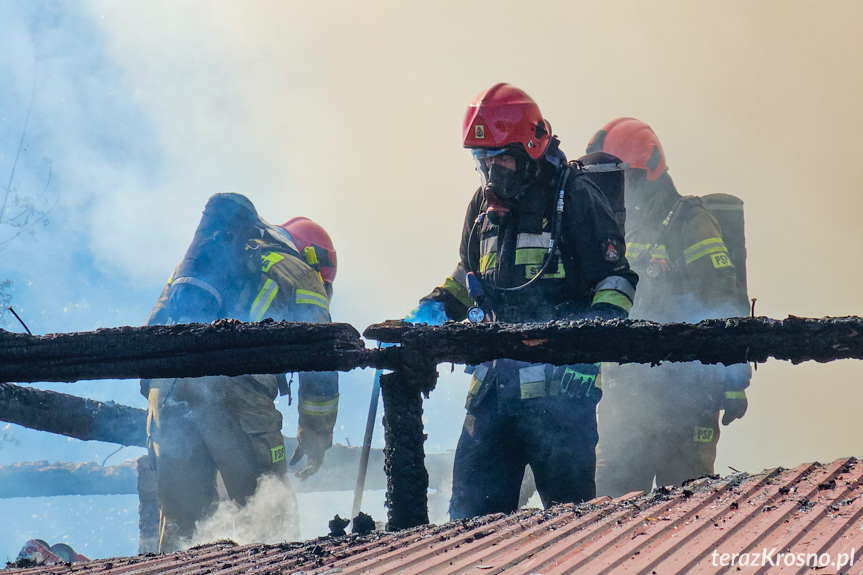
[270, 445, 286, 464]
[603, 239, 622, 262]
[710, 252, 734, 269]
[692, 427, 715, 443]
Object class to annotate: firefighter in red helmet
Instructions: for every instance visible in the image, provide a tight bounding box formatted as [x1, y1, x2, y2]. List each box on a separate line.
[586, 118, 751, 496]
[410, 83, 638, 519]
[141, 194, 339, 552]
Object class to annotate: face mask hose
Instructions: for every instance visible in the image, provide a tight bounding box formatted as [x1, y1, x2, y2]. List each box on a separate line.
[467, 166, 573, 294]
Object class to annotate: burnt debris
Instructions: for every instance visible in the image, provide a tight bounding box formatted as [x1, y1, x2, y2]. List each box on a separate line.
[0, 319, 366, 384]
[0, 382, 147, 446]
[4, 316, 863, 386]
[4, 315, 863, 533]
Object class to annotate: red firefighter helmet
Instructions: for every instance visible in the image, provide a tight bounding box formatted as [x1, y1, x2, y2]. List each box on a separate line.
[462, 83, 552, 160]
[586, 117, 667, 181]
[279, 217, 337, 285]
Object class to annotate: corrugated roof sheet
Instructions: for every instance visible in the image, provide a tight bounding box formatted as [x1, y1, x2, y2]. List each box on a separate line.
[6, 457, 863, 575]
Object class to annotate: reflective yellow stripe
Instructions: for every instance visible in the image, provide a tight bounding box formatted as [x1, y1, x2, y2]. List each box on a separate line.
[440, 276, 472, 308]
[625, 242, 651, 258]
[514, 248, 546, 266]
[250, 279, 279, 321]
[651, 245, 668, 259]
[684, 237, 727, 265]
[725, 391, 747, 399]
[261, 252, 285, 273]
[520, 381, 546, 399]
[592, 289, 633, 313]
[479, 252, 497, 273]
[296, 289, 329, 311]
[298, 396, 339, 416]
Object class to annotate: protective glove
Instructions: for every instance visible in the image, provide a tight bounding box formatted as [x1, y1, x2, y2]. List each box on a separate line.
[289, 442, 327, 480]
[721, 390, 748, 425]
[404, 299, 448, 325]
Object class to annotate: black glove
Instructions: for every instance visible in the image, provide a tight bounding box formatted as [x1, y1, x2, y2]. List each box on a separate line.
[289, 443, 326, 480]
[721, 390, 748, 425]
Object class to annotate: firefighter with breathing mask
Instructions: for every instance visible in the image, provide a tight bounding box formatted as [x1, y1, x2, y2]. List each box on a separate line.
[408, 83, 638, 519]
[141, 193, 339, 552]
[586, 118, 751, 496]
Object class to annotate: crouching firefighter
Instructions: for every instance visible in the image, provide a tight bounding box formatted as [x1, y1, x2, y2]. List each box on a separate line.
[140, 193, 339, 552]
[408, 84, 638, 519]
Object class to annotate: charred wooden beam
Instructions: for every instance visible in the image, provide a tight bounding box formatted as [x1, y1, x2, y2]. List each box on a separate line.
[364, 316, 863, 366]
[5, 316, 863, 387]
[0, 382, 147, 446]
[0, 447, 455, 499]
[0, 320, 369, 384]
[0, 459, 138, 498]
[380, 360, 436, 531]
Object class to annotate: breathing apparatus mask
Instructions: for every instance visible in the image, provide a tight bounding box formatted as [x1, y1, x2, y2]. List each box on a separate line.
[167, 193, 264, 324]
[471, 146, 535, 212]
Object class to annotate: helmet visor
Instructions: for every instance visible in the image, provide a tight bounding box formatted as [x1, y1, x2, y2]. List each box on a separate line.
[470, 148, 509, 188]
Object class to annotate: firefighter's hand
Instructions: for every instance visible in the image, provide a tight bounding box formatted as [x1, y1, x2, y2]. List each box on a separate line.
[289, 445, 326, 480]
[721, 391, 748, 425]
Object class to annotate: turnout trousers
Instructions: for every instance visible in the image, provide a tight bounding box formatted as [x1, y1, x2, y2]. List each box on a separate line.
[596, 362, 723, 497]
[147, 375, 296, 552]
[449, 368, 599, 520]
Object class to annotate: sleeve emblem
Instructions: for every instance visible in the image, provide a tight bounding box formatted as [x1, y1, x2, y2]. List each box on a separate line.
[603, 239, 622, 262]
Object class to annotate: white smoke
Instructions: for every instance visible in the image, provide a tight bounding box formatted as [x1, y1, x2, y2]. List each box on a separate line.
[185, 473, 300, 548]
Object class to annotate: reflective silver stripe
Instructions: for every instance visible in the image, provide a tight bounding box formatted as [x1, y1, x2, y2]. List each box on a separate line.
[519, 364, 546, 384]
[172, 277, 223, 308]
[480, 235, 498, 255]
[582, 162, 623, 173]
[516, 232, 551, 249]
[473, 364, 489, 382]
[594, 276, 636, 301]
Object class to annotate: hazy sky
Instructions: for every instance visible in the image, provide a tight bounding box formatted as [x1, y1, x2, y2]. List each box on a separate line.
[2, 0, 863, 559]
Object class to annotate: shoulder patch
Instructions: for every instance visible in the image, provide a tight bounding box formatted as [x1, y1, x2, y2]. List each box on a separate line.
[603, 238, 623, 262]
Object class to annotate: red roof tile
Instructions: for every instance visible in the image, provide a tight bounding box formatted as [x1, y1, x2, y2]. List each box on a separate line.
[7, 457, 862, 575]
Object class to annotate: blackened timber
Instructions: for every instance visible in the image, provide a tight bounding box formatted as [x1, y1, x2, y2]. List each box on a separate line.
[380, 361, 435, 531]
[0, 319, 368, 384]
[0, 460, 139, 498]
[364, 316, 863, 366]
[0, 445, 455, 498]
[0, 383, 147, 446]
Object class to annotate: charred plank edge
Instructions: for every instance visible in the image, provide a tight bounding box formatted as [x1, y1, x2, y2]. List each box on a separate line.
[364, 316, 863, 367]
[0, 320, 370, 384]
[2, 316, 862, 385]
